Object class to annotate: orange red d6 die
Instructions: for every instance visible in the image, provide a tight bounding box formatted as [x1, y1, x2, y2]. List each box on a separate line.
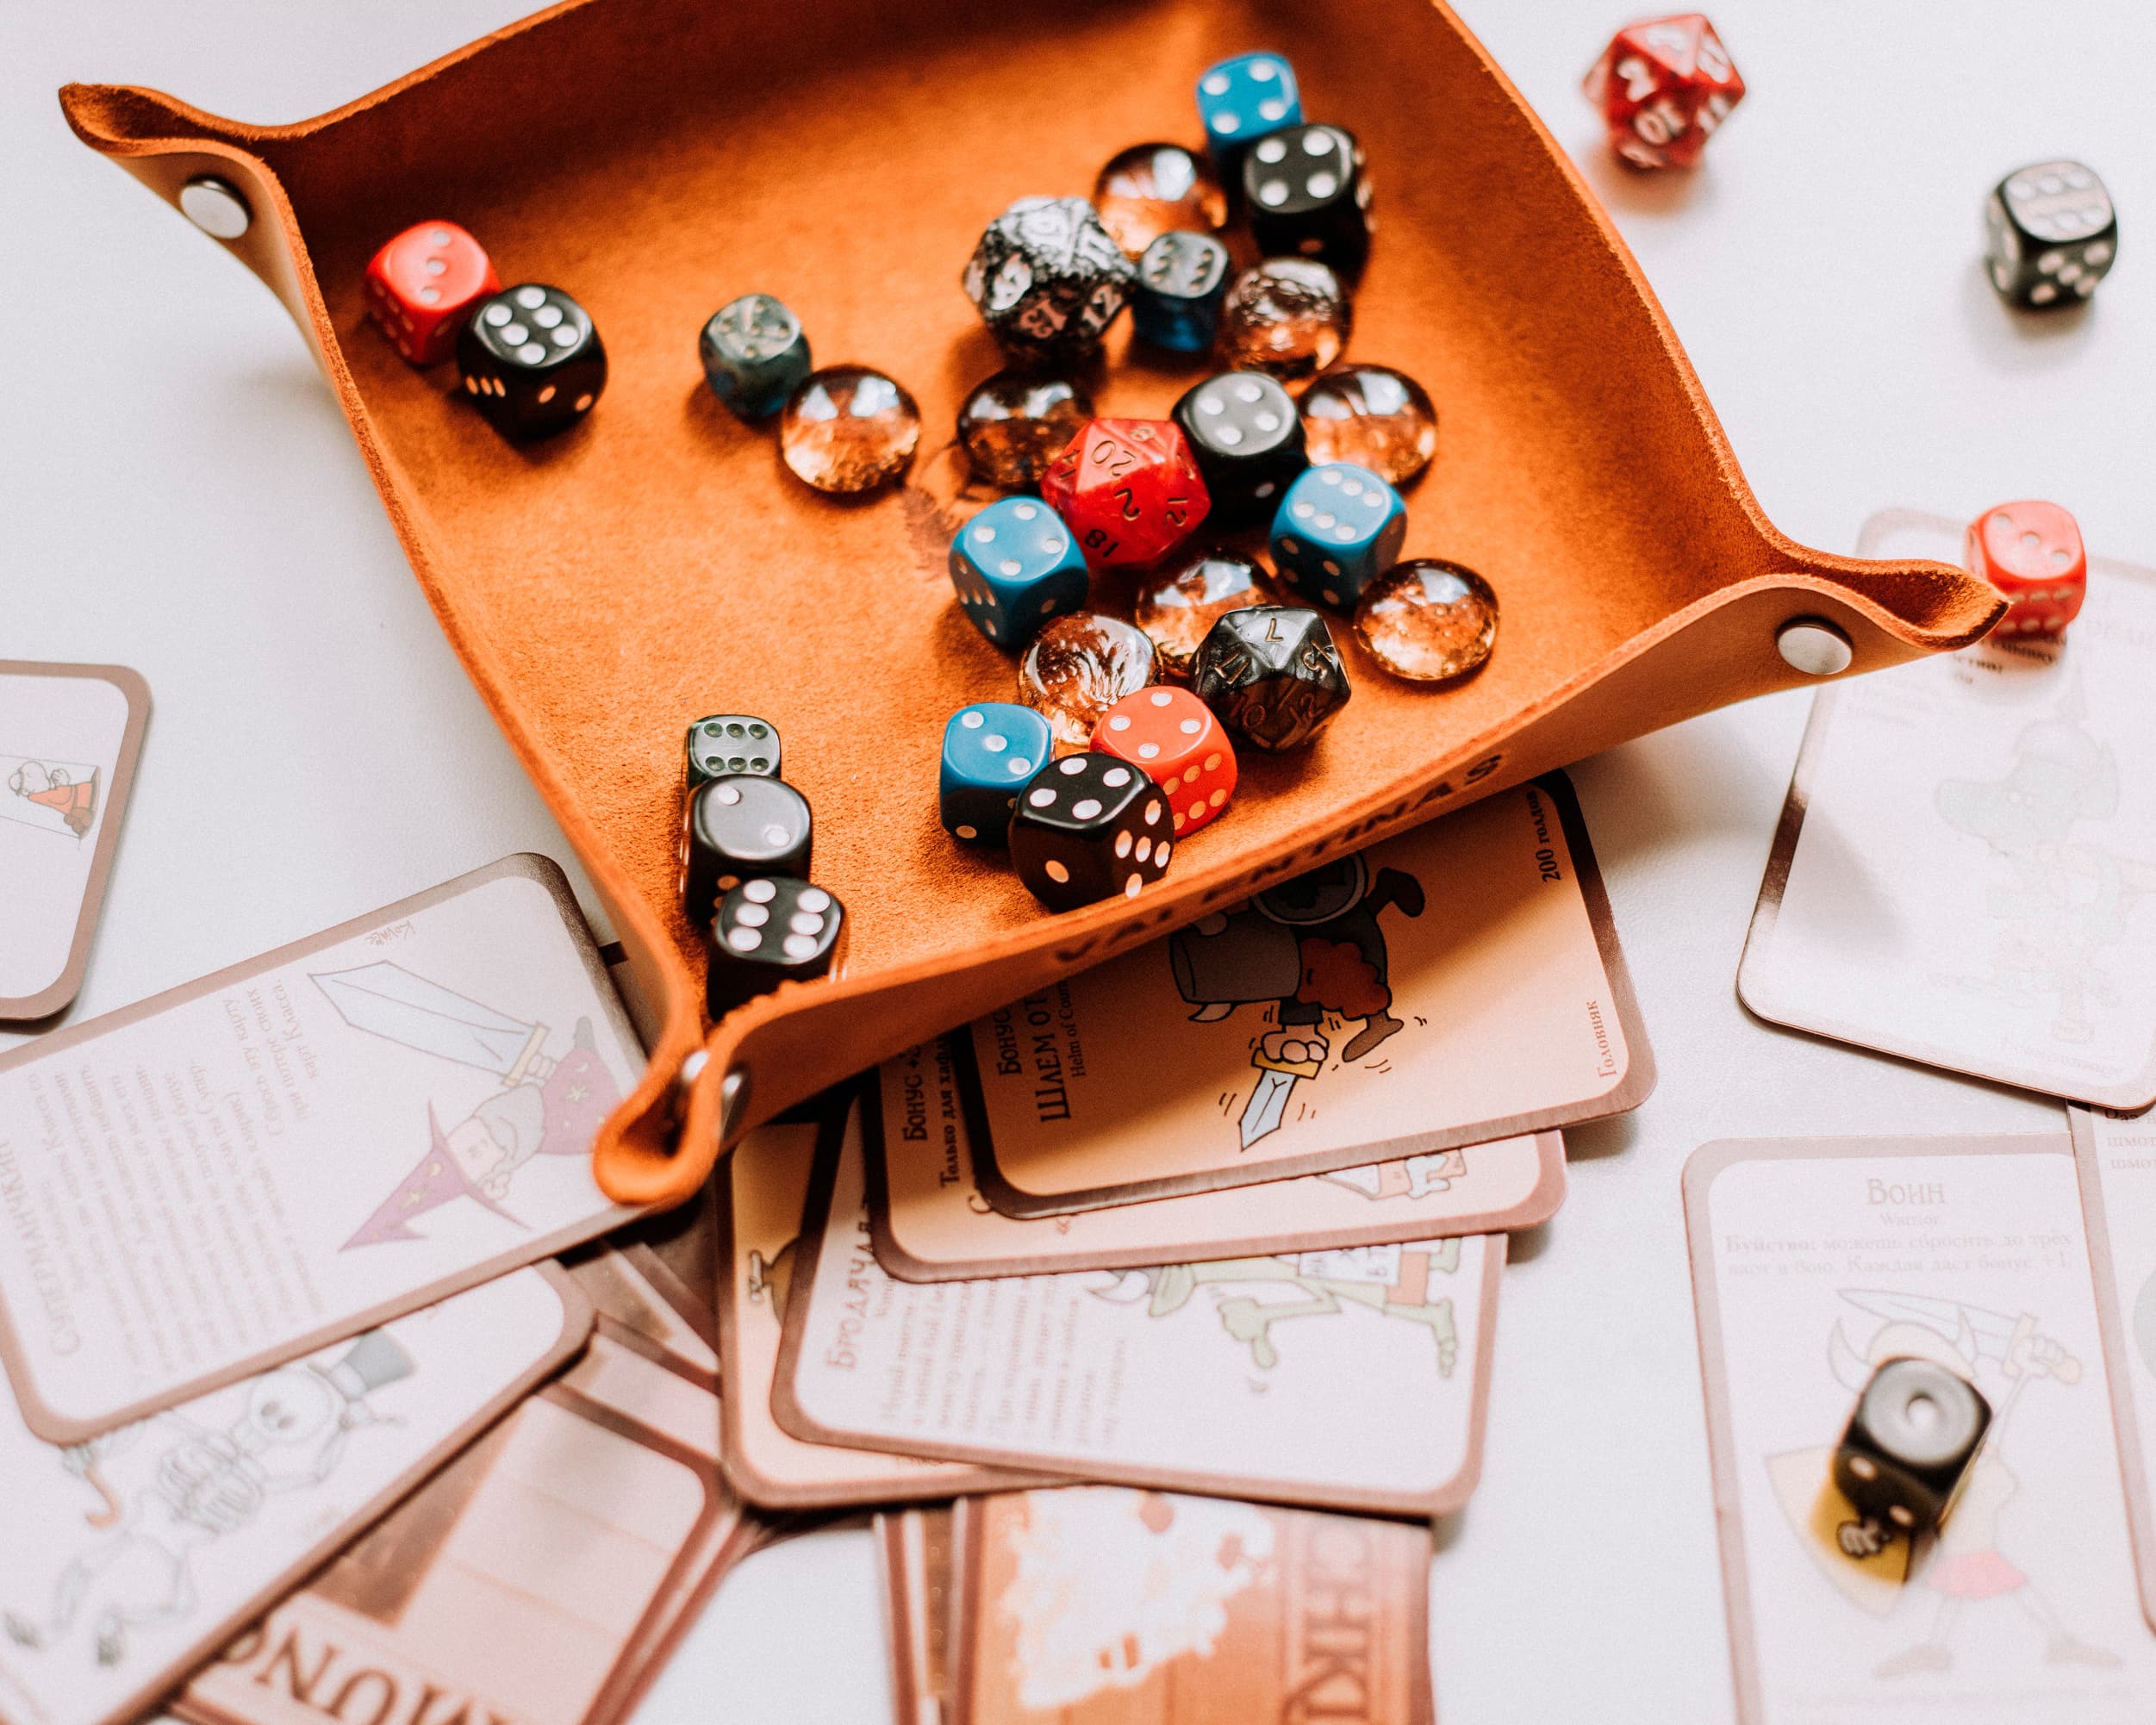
[365, 221, 501, 365]
[1966, 501, 2087, 638]
[1042, 419, 1211, 569]
[1582, 14, 1745, 170]
[1093, 686, 1237, 836]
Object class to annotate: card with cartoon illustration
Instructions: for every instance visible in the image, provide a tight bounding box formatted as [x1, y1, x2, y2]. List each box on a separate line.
[0, 663, 150, 1023]
[1742, 510, 2156, 1107]
[0, 854, 645, 1442]
[952, 1486, 1432, 1725]
[872, 1034, 1564, 1280]
[178, 1318, 752, 1725]
[777, 1099, 1501, 1516]
[0, 1266, 586, 1725]
[1685, 1134, 2156, 1723]
[877, 1504, 958, 1725]
[718, 1111, 1041, 1510]
[955, 774, 1648, 1217]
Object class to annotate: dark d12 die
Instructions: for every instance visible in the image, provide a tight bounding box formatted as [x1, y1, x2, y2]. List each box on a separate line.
[1010, 753, 1174, 912]
[1193, 605, 1351, 753]
[679, 774, 813, 928]
[1985, 160, 2117, 308]
[457, 283, 606, 439]
[707, 877, 844, 1018]
[962, 197, 1137, 364]
[684, 714, 782, 791]
[1173, 371, 1308, 528]
[1245, 124, 1372, 277]
[1832, 1357, 1991, 1547]
[1131, 232, 1231, 354]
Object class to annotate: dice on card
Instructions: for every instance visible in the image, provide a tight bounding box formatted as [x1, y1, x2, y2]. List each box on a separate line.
[680, 773, 813, 928]
[1010, 753, 1175, 911]
[962, 196, 1136, 365]
[1042, 419, 1210, 570]
[949, 497, 1088, 648]
[685, 714, 782, 791]
[940, 701, 1055, 845]
[1985, 162, 2117, 308]
[1582, 14, 1744, 170]
[1244, 124, 1372, 277]
[1269, 463, 1406, 610]
[1174, 371, 1308, 529]
[700, 293, 812, 420]
[1131, 232, 1231, 354]
[1966, 500, 2088, 638]
[1193, 605, 1351, 753]
[457, 284, 606, 440]
[1832, 1357, 1991, 1550]
[1094, 687, 1237, 838]
[366, 221, 500, 366]
[1196, 52, 1303, 178]
[707, 878, 844, 1018]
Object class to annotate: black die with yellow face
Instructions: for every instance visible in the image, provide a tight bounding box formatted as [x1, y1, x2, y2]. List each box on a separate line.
[707, 877, 844, 1017]
[1833, 1356, 1991, 1541]
[684, 714, 782, 791]
[679, 773, 812, 928]
[1193, 605, 1350, 753]
[1010, 752, 1174, 912]
[457, 283, 607, 439]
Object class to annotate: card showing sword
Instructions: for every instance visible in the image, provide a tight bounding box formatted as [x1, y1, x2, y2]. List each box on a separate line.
[313, 961, 552, 1087]
[1239, 1048, 1324, 1149]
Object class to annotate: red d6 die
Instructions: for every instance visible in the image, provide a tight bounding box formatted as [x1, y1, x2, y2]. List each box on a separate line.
[1582, 15, 1744, 170]
[1094, 686, 1237, 836]
[1042, 419, 1211, 570]
[1966, 501, 2088, 638]
[365, 221, 500, 365]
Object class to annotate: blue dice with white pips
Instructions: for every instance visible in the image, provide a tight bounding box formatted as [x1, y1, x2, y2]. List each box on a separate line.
[699, 293, 811, 420]
[948, 496, 1089, 648]
[1268, 463, 1406, 611]
[940, 702, 1056, 846]
[1195, 52, 1302, 175]
[1131, 232, 1231, 353]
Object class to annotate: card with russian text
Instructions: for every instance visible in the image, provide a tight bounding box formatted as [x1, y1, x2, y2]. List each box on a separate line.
[1685, 1133, 2156, 1724]
[0, 1266, 586, 1725]
[0, 854, 644, 1442]
[878, 1503, 959, 1725]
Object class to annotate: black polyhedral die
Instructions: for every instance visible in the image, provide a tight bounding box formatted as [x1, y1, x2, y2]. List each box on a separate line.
[456, 283, 607, 439]
[1172, 371, 1309, 528]
[1985, 160, 2118, 308]
[1832, 1357, 1991, 1543]
[1192, 605, 1351, 753]
[679, 774, 813, 928]
[684, 714, 782, 791]
[707, 877, 844, 1017]
[961, 196, 1137, 364]
[1009, 753, 1174, 912]
[1243, 124, 1372, 277]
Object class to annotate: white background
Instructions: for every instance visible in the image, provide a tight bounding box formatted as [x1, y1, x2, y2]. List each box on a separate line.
[5, 3, 2150, 1719]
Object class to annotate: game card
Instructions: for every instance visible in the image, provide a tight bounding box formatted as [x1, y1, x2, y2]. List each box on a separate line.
[0, 663, 150, 1024]
[1685, 1133, 2156, 1723]
[2069, 1102, 2156, 1628]
[0, 853, 645, 1441]
[719, 1112, 1038, 1510]
[565, 1245, 718, 1379]
[878, 1504, 958, 1725]
[960, 774, 1648, 1216]
[1742, 508, 2156, 1107]
[778, 1103, 1501, 1516]
[873, 1033, 1564, 1280]
[952, 1486, 1432, 1725]
[0, 1265, 587, 1725]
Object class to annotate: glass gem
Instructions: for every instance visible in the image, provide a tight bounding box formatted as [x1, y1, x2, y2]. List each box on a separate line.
[1094, 142, 1230, 258]
[1215, 259, 1351, 382]
[1018, 613, 1160, 751]
[779, 366, 920, 494]
[958, 371, 1094, 489]
[1353, 559, 1499, 682]
[1134, 548, 1266, 679]
[1300, 364, 1437, 484]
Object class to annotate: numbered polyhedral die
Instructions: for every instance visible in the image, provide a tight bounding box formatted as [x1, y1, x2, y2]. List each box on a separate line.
[961, 196, 1136, 365]
[1985, 161, 2118, 308]
[1833, 1357, 1991, 1546]
[707, 877, 844, 1018]
[1192, 604, 1352, 753]
[684, 714, 782, 791]
[1581, 13, 1745, 170]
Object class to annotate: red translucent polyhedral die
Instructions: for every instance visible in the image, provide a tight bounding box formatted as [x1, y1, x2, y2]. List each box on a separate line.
[1966, 500, 2088, 638]
[1582, 14, 1745, 170]
[1041, 418, 1211, 570]
[365, 221, 501, 365]
[1093, 685, 1238, 836]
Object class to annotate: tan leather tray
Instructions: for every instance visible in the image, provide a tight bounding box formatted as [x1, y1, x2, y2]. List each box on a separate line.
[61, 0, 2001, 1209]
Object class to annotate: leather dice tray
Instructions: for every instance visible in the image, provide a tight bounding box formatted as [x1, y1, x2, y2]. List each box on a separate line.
[61, 0, 2002, 1208]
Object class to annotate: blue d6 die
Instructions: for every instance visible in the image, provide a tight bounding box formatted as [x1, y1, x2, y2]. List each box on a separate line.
[941, 702, 1055, 846]
[1195, 53, 1302, 167]
[949, 497, 1089, 649]
[1269, 463, 1406, 611]
[1132, 232, 1231, 353]
[699, 293, 811, 420]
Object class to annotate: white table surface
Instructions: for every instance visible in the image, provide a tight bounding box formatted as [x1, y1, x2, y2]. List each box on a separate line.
[8, 3, 2152, 1719]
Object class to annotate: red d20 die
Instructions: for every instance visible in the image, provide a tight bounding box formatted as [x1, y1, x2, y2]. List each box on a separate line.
[1966, 500, 2088, 638]
[1092, 685, 1237, 836]
[1582, 14, 1745, 170]
[365, 221, 501, 365]
[1042, 419, 1211, 569]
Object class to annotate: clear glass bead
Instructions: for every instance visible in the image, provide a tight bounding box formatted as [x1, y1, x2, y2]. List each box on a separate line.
[779, 366, 920, 494]
[1018, 613, 1160, 750]
[1301, 364, 1437, 484]
[1354, 559, 1498, 682]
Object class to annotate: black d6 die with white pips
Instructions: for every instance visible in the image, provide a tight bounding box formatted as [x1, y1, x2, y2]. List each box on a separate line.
[1010, 753, 1173, 912]
[1832, 1357, 1991, 1547]
[679, 774, 813, 928]
[1985, 161, 2118, 308]
[457, 283, 607, 439]
[1173, 371, 1308, 529]
[1244, 124, 1371, 277]
[707, 878, 844, 1017]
